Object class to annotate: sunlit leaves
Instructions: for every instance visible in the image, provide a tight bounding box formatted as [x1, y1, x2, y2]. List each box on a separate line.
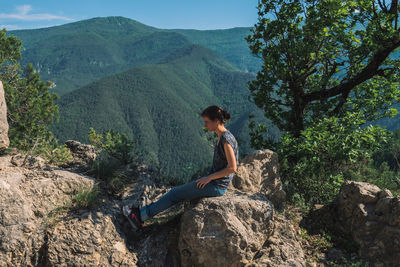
[246, 0, 400, 138]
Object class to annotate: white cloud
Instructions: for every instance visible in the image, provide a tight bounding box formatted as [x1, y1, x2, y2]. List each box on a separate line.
[0, 5, 73, 21]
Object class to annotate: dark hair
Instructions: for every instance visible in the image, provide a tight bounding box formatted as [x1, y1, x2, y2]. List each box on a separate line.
[200, 105, 231, 124]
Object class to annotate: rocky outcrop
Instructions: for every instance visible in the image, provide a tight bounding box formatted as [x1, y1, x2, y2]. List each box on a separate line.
[59, 140, 97, 172]
[0, 146, 187, 266]
[332, 180, 400, 266]
[179, 192, 274, 267]
[0, 81, 9, 150]
[0, 153, 95, 266]
[251, 210, 306, 267]
[178, 149, 306, 267]
[0, 151, 140, 267]
[0, 141, 305, 267]
[230, 149, 286, 208]
[46, 212, 137, 266]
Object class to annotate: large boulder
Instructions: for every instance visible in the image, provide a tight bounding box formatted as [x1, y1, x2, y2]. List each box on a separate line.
[46, 212, 137, 266]
[178, 192, 275, 267]
[250, 210, 306, 267]
[0, 81, 9, 150]
[0, 153, 95, 266]
[0, 152, 139, 266]
[230, 149, 286, 207]
[333, 180, 400, 266]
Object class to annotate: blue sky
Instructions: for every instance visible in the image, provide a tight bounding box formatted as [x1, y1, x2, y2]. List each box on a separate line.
[0, 1, 260, 31]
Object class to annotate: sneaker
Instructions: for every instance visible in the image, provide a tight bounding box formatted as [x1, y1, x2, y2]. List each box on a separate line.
[122, 205, 144, 230]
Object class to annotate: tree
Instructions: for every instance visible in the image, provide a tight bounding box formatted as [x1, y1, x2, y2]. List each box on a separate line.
[0, 28, 60, 150]
[246, 0, 400, 139]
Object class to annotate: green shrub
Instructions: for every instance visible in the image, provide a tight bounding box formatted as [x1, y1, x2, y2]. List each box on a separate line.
[277, 110, 391, 205]
[88, 127, 139, 165]
[29, 130, 73, 166]
[87, 127, 140, 194]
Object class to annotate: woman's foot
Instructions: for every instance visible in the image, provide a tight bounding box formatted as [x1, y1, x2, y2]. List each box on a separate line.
[122, 205, 144, 230]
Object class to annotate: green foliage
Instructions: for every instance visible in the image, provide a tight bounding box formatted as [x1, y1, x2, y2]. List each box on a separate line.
[87, 127, 140, 194]
[1, 28, 67, 167]
[0, 28, 21, 65]
[27, 130, 72, 166]
[371, 127, 400, 172]
[245, 0, 400, 204]
[246, 0, 400, 138]
[345, 160, 400, 196]
[345, 127, 400, 196]
[88, 127, 138, 165]
[5, 62, 60, 151]
[278, 110, 391, 204]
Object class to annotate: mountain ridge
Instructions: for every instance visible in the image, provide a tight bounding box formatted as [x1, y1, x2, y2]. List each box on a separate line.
[7, 16, 262, 95]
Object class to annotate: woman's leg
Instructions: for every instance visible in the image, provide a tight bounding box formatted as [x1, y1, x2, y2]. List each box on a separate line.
[140, 180, 224, 221]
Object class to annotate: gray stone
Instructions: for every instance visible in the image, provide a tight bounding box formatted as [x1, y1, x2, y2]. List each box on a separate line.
[179, 192, 275, 267]
[0, 81, 9, 150]
[231, 149, 286, 207]
[333, 180, 400, 266]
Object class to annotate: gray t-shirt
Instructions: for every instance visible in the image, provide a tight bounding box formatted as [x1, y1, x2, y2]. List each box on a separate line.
[209, 129, 239, 190]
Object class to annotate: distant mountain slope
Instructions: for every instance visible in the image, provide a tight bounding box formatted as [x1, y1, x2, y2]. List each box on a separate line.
[171, 27, 262, 73]
[7, 16, 261, 96]
[49, 44, 272, 182]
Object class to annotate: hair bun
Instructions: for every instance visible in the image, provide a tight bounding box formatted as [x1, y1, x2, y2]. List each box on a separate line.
[221, 109, 231, 121]
[200, 105, 232, 124]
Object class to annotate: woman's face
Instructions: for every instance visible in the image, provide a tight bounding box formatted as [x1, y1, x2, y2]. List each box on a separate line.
[203, 116, 218, 131]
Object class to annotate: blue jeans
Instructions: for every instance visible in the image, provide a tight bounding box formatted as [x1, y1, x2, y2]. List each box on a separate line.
[140, 179, 227, 221]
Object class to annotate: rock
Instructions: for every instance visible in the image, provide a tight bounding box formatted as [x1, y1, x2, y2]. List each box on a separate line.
[178, 192, 275, 267]
[231, 149, 286, 207]
[0, 81, 9, 150]
[250, 211, 306, 267]
[10, 153, 48, 169]
[47, 213, 137, 266]
[60, 140, 97, 172]
[0, 142, 309, 266]
[64, 140, 97, 162]
[0, 149, 186, 266]
[332, 180, 400, 266]
[0, 153, 97, 266]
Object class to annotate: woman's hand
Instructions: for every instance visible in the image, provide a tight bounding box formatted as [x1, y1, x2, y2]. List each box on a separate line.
[196, 176, 212, 189]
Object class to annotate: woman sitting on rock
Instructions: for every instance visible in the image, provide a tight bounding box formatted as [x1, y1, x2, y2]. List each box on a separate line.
[122, 105, 239, 230]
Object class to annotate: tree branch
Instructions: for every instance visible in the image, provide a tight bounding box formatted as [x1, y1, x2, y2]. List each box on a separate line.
[378, 0, 389, 12]
[303, 38, 400, 103]
[321, 60, 345, 90]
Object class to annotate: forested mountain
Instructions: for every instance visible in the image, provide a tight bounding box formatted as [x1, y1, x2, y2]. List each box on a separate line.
[7, 17, 190, 95]
[48, 44, 273, 181]
[170, 27, 262, 73]
[7, 16, 262, 96]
